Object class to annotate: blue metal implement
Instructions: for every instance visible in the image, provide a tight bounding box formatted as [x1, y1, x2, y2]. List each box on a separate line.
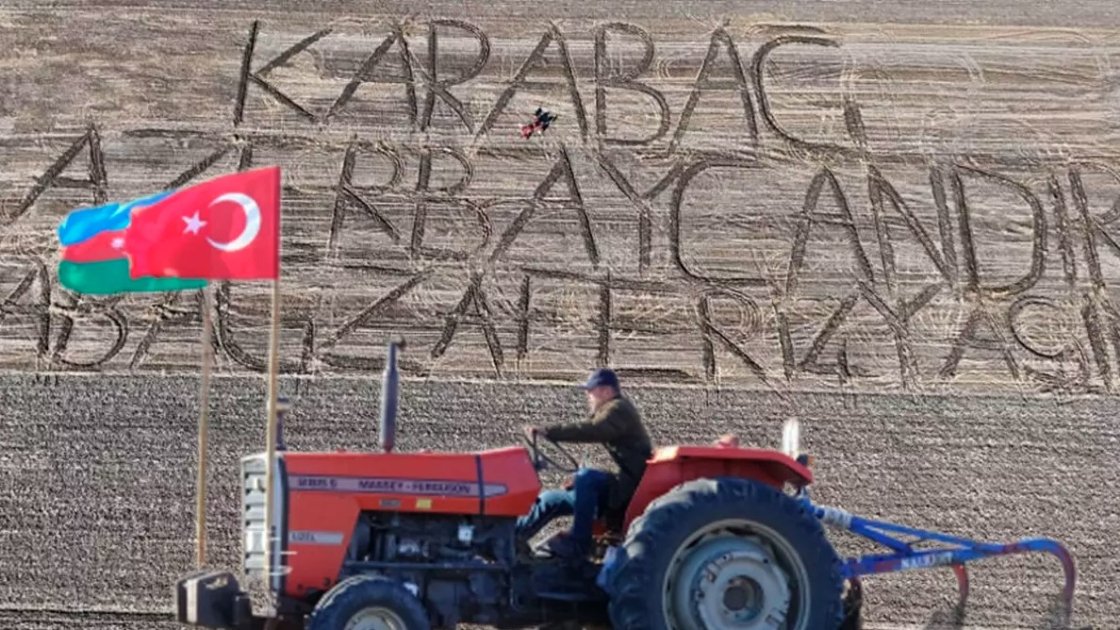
[809, 500, 1076, 615]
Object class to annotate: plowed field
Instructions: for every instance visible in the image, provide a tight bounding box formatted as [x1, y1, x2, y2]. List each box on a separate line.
[2, 1, 1118, 627]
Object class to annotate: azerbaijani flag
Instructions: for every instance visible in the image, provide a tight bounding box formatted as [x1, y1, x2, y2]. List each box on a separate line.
[122, 166, 280, 280]
[57, 191, 208, 295]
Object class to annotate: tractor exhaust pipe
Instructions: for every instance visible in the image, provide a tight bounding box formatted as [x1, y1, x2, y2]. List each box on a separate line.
[379, 337, 403, 453]
[782, 417, 800, 458]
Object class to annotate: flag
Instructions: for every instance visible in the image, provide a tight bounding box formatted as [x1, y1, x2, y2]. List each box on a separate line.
[58, 259, 207, 295]
[56, 192, 207, 295]
[123, 166, 280, 280]
[57, 191, 171, 246]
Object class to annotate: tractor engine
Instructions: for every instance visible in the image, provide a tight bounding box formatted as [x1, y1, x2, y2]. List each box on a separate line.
[343, 511, 520, 628]
[356, 512, 515, 564]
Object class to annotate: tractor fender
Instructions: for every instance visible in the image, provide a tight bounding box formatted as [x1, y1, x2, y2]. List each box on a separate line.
[623, 446, 812, 532]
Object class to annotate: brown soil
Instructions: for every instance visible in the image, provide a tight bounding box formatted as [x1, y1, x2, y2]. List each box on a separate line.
[1, 1, 1118, 627]
[0, 375, 1115, 628]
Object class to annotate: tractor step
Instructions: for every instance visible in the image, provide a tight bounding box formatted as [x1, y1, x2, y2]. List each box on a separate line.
[529, 559, 610, 603]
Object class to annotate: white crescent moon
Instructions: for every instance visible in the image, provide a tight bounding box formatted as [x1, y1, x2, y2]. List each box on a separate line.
[206, 193, 261, 252]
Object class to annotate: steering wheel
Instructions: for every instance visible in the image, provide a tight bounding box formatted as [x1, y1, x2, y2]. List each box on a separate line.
[521, 432, 581, 474]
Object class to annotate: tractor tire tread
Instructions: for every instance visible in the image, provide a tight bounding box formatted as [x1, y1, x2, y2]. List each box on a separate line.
[606, 477, 845, 630]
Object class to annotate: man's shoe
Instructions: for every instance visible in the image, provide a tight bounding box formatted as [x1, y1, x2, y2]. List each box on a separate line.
[537, 531, 588, 560]
[515, 536, 534, 558]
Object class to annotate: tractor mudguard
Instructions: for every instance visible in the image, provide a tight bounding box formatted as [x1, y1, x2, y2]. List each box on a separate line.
[623, 445, 812, 532]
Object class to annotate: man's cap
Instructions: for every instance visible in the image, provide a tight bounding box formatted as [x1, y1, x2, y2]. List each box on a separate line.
[582, 367, 620, 390]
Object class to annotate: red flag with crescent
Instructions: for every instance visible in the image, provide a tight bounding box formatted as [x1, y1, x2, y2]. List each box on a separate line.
[123, 166, 281, 280]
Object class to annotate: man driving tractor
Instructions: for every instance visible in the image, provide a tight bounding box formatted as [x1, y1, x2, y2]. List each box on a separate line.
[517, 368, 654, 559]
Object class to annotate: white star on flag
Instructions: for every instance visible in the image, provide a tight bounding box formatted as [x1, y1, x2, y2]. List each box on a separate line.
[182, 211, 207, 235]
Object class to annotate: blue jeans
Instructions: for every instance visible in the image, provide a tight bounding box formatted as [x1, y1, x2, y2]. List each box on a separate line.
[516, 468, 611, 552]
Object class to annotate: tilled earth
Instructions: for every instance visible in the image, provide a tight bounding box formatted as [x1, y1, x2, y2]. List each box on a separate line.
[3, 1, 1120, 628]
[0, 374, 1115, 628]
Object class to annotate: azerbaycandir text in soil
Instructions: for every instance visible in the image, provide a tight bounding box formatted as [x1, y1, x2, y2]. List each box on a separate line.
[3, 20, 1120, 394]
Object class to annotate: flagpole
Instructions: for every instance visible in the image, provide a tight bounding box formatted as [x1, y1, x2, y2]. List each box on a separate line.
[263, 277, 280, 585]
[195, 286, 214, 568]
[263, 173, 282, 591]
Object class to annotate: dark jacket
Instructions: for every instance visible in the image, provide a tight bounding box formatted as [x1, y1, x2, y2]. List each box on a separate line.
[542, 395, 653, 517]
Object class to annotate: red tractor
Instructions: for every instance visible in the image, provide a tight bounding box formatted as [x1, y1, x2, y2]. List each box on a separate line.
[176, 340, 1075, 629]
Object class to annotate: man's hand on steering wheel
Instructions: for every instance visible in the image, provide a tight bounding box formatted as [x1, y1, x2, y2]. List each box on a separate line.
[520, 425, 580, 474]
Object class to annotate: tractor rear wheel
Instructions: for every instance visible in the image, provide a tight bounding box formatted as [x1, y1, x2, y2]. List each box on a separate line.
[306, 574, 430, 630]
[605, 477, 844, 629]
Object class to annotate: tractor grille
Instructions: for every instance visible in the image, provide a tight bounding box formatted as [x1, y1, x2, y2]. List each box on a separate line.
[241, 454, 285, 590]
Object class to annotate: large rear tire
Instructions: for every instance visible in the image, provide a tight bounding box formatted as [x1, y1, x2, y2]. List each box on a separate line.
[606, 477, 844, 630]
[306, 574, 431, 630]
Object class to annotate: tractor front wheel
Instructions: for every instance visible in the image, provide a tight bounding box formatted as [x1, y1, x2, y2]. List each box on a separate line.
[306, 574, 430, 630]
[606, 477, 845, 629]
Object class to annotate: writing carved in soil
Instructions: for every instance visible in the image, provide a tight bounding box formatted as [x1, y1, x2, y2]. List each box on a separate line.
[1, 20, 1118, 393]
